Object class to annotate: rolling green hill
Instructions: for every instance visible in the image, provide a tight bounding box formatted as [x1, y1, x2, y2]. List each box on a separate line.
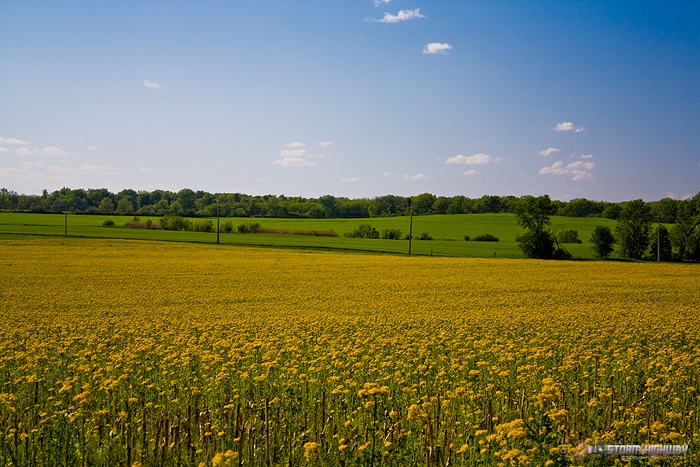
[0, 212, 622, 259]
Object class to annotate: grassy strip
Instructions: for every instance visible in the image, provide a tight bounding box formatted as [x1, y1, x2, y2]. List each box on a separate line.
[0, 212, 622, 258]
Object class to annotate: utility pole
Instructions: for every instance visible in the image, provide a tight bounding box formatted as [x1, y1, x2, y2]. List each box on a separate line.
[408, 199, 413, 255]
[216, 199, 220, 244]
[657, 215, 661, 262]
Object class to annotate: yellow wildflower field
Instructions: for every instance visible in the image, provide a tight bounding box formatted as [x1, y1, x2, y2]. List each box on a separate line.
[0, 237, 698, 466]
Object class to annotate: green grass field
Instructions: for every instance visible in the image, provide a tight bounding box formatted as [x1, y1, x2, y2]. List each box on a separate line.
[0, 212, 620, 258]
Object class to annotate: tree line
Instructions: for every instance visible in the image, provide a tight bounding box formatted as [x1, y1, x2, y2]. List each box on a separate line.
[513, 194, 700, 262]
[0, 187, 647, 219]
[2, 187, 698, 261]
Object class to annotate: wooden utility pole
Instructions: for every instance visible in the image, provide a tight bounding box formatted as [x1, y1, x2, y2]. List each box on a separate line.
[408, 199, 413, 255]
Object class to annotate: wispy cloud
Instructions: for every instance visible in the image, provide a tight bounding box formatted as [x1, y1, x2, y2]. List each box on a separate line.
[423, 43, 452, 55]
[318, 141, 333, 147]
[538, 147, 560, 157]
[144, 80, 162, 89]
[373, 0, 391, 6]
[445, 153, 497, 165]
[0, 137, 31, 145]
[553, 121, 585, 133]
[42, 146, 69, 156]
[274, 143, 318, 167]
[462, 169, 480, 176]
[539, 159, 595, 181]
[273, 157, 317, 167]
[280, 149, 308, 159]
[341, 176, 359, 183]
[375, 8, 424, 23]
[86, 146, 98, 151]
[382, 172, 427, 181]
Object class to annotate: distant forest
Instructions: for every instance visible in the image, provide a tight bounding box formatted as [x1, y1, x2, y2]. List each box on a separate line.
[0, 187, 695, 220]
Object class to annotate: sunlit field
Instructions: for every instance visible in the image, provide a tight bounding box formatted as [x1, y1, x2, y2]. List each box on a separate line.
[1, 237, 698, 466]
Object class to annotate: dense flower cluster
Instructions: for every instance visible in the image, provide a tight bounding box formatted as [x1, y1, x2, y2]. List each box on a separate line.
[1, 238, 698, 466]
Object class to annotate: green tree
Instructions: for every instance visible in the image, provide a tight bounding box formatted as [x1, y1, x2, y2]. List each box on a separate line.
[98, 196, 115, 214]
[648, 224, 672, 261]
[615, 199, 652, 259]
[662, 193, 700, 261]
[513, 195, 562, 259]
[590, 225, 616, 259]
[115, 196, 134, 215]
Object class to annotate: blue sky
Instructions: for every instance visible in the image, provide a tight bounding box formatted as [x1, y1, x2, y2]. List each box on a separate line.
[1, 0, 698, 202]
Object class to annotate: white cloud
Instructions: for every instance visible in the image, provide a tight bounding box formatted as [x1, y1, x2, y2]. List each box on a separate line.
[86, 146, 97, 151]
[539, 161, 567, 175]
[318, 141, 333, 147]
[15, 147, 34, 156]
[580, 154, 593, 159]
[445, 153, 494, 165]
[42, 146, 69, 156]
[285, 142, 305, 148]
[272, 157, 317, 167]
[553, 121, 585, 133]
[538, 147, 560, 157]
[382, 172, 426, 181]
[0, 147, 8, 153]
[340, 176, 359, 183]
[144, 80, 162, 89]
[373, 0, 391, 6]
[280, 149, 309, 159]
[376, 8, 424, 23]
[423, 43, 452, 55]
[462, 169, 480, 176]
[139, 167, 158, 173]
[0, 137, 31, 145]
[539, 160, 595, 181]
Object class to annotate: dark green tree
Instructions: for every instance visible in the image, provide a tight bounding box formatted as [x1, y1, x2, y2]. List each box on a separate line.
[590, 225, 616, 259]
[615, 199, 652, 259]
[513, 195, 563, 259]
[663, 193, 700, 261]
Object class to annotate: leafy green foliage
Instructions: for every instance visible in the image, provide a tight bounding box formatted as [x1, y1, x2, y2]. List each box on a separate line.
[590, 225, 616, 259]
[472, 234, 500, 242]
[615, 199, 652, 259]
[648, 224, 672, 261]
[556, 229, 582, 244]
[237, 222, 262, 234]
[380, 228, 403, 240]
[344, 224, 379, 238]
[514, 195, 568, 259]
[160, 215, 190, 231]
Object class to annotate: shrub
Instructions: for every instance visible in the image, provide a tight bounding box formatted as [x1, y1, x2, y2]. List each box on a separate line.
[160, 215, 190, 231]
[418, 232, 433, 240]
[557, 229, 582, 244]
[221, 221, 234, 233]
[463, 235, 470, 241]
[125, 216, 147, 229]
[192, 219, 215, 232]
[237, 222, 262, 234]
[381, 228, 403, 240]
[102, 219, 115, 227]
[344, 224, 379, 239]
[473, 234, 499, 242]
